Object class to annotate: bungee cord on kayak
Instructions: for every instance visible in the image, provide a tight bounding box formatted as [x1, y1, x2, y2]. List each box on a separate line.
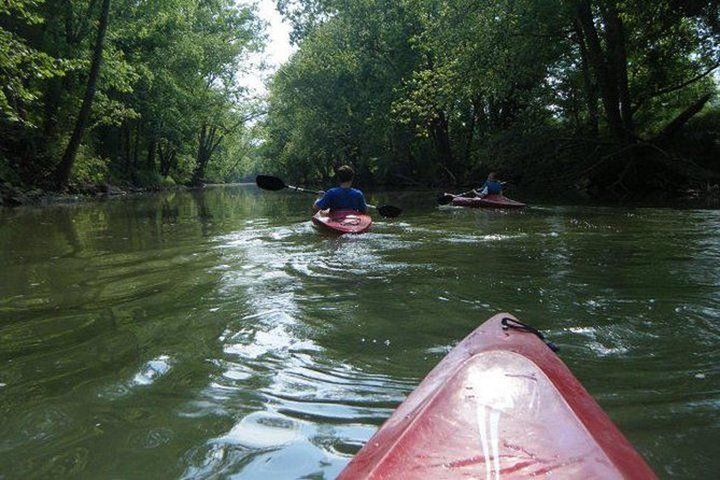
[501, 316, 559, 352]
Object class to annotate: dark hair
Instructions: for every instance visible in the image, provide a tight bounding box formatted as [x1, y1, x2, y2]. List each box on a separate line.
[336, 165, 355, 183]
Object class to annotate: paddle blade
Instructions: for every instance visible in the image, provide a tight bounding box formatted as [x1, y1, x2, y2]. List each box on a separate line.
[377, 204, 402, 218]
[256, 175, 286, 191]
[436, 193, 455, 205]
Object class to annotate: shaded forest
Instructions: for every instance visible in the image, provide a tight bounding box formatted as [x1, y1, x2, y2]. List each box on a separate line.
[1, 0, 265, 196]
[263, 0, 720, 200]
[2, 0, 719, 202]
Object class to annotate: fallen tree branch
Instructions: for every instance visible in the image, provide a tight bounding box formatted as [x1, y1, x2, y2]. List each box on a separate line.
[654, 93, 714, 141]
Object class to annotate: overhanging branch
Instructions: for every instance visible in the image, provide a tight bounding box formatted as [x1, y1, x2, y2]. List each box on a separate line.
[633, 62, 720, 113]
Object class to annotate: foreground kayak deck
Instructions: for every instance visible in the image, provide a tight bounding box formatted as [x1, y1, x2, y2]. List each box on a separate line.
[450, 193, 526, 209]
[312, 209, 372, 234]
[338, 313, 656, 479]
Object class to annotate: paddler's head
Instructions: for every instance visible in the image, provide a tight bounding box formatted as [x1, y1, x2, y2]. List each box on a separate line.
[336, 165, 355, 187]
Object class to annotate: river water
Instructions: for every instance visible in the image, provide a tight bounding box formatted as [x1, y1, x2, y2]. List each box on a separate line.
[1, 185, 718, 478]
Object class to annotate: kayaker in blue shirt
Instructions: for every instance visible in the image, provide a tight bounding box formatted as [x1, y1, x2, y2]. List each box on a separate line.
[314, 165, 368, 213]
[472, 172, 503, 198]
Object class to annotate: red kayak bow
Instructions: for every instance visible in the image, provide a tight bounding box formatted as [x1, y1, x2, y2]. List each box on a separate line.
[338, 313, 656, 479]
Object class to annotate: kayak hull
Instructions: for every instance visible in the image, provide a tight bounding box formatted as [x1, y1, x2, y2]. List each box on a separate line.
[312, 209, 372, 234]
[449, 193, 526, 209]
[338, 313, 656, 480]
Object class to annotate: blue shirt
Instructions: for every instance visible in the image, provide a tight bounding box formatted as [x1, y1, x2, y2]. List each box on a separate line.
[482, 179, 503, 194]
[315, 187, 367, 212]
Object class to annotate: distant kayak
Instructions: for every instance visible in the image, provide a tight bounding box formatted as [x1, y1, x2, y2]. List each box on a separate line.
[338, 313, 657, 480]
[449, 193, 526, 209]
[312, 209, 372, 234]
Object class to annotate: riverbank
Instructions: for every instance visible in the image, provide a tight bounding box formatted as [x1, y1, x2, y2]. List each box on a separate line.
[2, 180, 718, 209]
[0, 182, 189, 207]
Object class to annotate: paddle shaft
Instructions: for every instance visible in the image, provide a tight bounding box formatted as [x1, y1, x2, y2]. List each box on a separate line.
[285, 184, 320, 195]
[287, 182, 378, 209]
[256, 175, 401, 218]
[287, 182, 379, 211]
[438, 190, 474, 205]
[455, 181, 508, 197]
[455, 189, 476, 197]
[442, 181, 510, 203]
[311, 193, 395, 217]
[286, 183, 378, 203]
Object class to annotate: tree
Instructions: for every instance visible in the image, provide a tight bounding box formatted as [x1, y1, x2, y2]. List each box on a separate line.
[53, 0, 111, 189]
[1, 0, 264, 189]
[0, 0, 63, 127]
[262, 0, 719, 197]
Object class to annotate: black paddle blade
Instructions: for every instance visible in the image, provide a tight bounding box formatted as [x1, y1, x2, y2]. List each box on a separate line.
[436, 193, 455, 205]
[377, 205, 402, 218]
[255, 175, 286, 191]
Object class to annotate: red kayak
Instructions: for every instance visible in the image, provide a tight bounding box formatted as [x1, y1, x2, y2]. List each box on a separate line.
[450, 193, 526, 209]
[338, 313, 656, 479]
[312, 209, 372, 234]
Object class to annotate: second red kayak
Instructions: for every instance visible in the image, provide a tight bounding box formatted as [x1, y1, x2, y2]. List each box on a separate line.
[450, 193, 526, 209]
[338, 313, 656, 479]
[312, 209, 372, 234]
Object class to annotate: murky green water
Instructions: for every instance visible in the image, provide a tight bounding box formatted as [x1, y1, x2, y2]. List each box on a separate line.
[1, 185, 718, 479]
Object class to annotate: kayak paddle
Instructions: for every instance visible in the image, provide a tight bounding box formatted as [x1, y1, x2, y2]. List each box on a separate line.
[437, 190, 474, 205]
[256, 174, 318, 194]
[369, 203, 402, 218]
[255, 175, 402, 218]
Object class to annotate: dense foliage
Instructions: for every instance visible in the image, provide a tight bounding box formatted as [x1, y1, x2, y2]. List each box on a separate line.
[2, 0, 718, 200]
[265, 0, 720, 199]
[0, 0, 263, 191]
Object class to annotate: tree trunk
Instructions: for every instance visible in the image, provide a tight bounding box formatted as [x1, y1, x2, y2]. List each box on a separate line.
[192, 124, 213, 186]
[573, 21, 599, 135]
[53, 0, 111, 190]
[42, 77, 64, 138]
[462, 97, 481, 166]
[147, 139, 156, 170]
[432, 110, 454, 178]
[133, 121, 141, 170]
[575, 0, 625, 143]
[602, 1, 633, 141]
[192, 125, 208, 186]
[158, 142, 177, 177]
[192, 123, 224, 186]
[123, 124, 132, 173]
